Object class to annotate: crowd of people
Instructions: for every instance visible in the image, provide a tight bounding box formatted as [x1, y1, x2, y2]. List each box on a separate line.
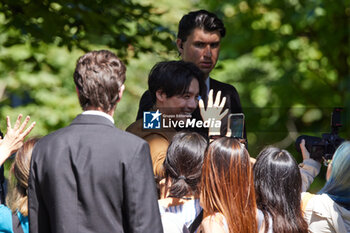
[0, 9, 349, 233]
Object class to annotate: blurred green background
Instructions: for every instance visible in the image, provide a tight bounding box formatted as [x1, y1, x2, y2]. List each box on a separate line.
[0, 0, 349, 192]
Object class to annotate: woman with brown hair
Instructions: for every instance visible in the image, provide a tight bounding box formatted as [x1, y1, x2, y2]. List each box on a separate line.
[7, 138, 39, 215]
[199, 137, 260, 233]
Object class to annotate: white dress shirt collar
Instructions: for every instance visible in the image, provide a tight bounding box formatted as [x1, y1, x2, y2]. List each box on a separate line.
[82, 110, 115, 124]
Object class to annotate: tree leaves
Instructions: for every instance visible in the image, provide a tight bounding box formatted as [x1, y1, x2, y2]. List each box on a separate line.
[0, 0, 173, 57]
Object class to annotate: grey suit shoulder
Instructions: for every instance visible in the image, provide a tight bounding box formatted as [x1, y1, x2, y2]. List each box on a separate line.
[29, 114, 162, 233]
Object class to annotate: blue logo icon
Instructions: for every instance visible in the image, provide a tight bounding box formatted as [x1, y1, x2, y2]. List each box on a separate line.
[143, 110, 161, 129]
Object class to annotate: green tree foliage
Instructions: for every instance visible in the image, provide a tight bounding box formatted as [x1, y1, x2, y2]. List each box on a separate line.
[200, 0, 350, 147]
[0, 0, 173, 56]
[0, 0, 175, 136]
[1, 0, 348, 191]
[199, 0, 349, 191]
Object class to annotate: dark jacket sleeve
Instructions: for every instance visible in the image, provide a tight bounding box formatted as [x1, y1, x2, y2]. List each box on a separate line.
[123, 141, 163, 233]
[136, 91, 153, 120]
[228, 86, 242, 114]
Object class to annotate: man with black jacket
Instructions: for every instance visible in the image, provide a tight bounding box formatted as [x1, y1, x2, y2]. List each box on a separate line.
[136, 10, 244, 137]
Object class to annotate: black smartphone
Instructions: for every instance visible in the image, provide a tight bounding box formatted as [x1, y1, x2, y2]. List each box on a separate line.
[227, 113, 245, 138]
[331, 108, 343, 128]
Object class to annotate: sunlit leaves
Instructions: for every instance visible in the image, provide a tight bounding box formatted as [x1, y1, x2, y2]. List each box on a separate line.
[0, 0, 173, 58]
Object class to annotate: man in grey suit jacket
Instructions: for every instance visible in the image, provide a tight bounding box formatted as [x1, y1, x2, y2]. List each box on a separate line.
[28, 50, 163, 233]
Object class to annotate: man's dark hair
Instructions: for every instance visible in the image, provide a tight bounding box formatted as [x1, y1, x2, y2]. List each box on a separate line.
[74, 50, 126, 113]
[148, 61, 206, 104]
[163, 132, 207, 198]
[177, 9, 226, 42]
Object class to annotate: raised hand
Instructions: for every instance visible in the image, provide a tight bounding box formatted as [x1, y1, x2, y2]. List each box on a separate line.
[199, 90, 228, 137]
[299, 139, 310, 160]
[0, 114, 36, 165]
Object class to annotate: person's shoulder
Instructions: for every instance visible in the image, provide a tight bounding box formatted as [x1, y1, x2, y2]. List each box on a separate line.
[304, 193, 337, 217]
[304, 193, 350, 232]
[119, 126, 148, 145]
[0, 204, 11, 215]
[98, 121, 149, 148]
[126, 119, 176, 142]
[125, 119, 148, 141]
[126, 119, 143, 133]
[209, 78, 238, 93]
[161, 212, 190, 233]
[0, 204, 12, 232]
[35, 115, 84, 141]
[33, 124, 70, 149]
[200, 213, 227, 233]
[35, 117, 146, 152]
[308, 193, 331, 204]
[202, 213, 225, 226]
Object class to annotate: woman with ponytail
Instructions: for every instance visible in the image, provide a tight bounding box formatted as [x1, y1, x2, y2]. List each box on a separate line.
[158, 132, 207, 233]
